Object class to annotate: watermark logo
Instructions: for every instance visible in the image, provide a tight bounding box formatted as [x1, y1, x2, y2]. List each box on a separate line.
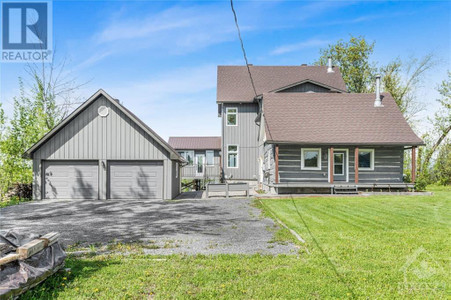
[1, 0, 52, 62]
[399, 247, 446, 293]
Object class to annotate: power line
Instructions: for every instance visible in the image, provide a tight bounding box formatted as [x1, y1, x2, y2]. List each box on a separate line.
[230, 0, 258, 97]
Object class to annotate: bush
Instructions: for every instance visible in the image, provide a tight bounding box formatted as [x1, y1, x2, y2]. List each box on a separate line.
[414, 175, 429, 191]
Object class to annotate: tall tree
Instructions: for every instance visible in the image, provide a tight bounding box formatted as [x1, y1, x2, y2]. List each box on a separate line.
[0, 55, 85, 197]
[421, 71, 451, 172]
[432, 141, 451, 185]
[0, 103, 5, 140]
[316, 35, 377, 93]
[380, 55, 435, 123]
[0, 81, 39, 193]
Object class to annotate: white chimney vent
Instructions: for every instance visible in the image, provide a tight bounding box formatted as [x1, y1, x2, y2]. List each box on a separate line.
[374, 75, 383, 107]
[327, 57, 334, 73]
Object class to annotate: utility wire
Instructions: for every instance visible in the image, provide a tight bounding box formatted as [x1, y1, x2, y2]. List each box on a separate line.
[290, 197, 356, 298]
[230, 0, 258, 97]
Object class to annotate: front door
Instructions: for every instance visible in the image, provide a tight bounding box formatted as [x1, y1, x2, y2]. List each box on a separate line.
[195, 154, 205, 177]
[333, 151, 347, 182]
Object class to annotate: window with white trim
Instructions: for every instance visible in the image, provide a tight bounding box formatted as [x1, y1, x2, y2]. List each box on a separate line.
[206, 150, 214, 165]
[176, 162, 179, 178]
[178, 150, 194, 165]
[227, 145, 238, 168]
[226, 107, 237, 126]
[358, 149, 374, 170]
[301, 148, 321, 170]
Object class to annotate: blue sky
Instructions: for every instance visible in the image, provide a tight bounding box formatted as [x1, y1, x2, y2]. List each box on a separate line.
[1, 0, 450, 139]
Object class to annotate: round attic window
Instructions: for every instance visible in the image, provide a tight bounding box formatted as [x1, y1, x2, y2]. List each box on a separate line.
[98, 106, 109, 117]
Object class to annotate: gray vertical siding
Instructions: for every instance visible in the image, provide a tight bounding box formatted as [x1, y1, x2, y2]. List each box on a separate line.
[171, 160, 181, 199]
[32, 159, 41, 200]
[222, 103, 259, 180]
[33, 96, 169, 160]
[32, 95, 179, 200]
[277, 82, 332, 93]
[264, 144, 404, 184]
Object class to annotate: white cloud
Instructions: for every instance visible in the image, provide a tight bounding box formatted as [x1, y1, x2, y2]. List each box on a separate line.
[271, 38, 331, 55]
[80, 5, 244, 65]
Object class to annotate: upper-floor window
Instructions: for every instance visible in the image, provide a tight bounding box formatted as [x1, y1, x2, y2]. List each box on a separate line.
[206, 150, 214, 165]
[301, 148, 321, 170]
[227, 145, 239, 168]
[358, 149, 374, 170]
[178, 150, 194, 165]
[226, 107, 237, 126]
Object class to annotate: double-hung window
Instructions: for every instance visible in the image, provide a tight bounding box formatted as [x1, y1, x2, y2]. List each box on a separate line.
[226, 107, 237, 126]
[179, 150, 194, 165]
[358, 149, 374, 170]
[206, 150, 214, 166]
[301, 148, 321, 170]
[227, 145, 238, 168]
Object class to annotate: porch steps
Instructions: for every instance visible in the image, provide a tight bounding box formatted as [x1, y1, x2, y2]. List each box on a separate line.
[333, 185, 359, 195]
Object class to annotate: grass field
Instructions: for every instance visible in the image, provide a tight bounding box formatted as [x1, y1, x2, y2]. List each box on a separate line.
[22, 187, 450, 299]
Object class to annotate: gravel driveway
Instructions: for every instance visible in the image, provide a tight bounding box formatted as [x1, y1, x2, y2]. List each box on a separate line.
[0, 198, 297, 255]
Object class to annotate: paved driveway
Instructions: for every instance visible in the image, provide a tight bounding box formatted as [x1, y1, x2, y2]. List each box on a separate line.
[0, 198, 297, 255]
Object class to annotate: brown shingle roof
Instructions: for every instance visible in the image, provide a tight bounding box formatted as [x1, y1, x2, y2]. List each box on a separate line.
[217, 65, 347, 103]
[263, 92, 424, 146]
[168, 136, 221, 150]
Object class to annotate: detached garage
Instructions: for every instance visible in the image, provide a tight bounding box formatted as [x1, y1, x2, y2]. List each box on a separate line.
[24, 89, 183, 200]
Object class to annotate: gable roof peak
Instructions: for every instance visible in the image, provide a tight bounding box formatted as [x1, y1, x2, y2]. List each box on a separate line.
[24, 89, 183, 161]
[217, 65, 347, 103]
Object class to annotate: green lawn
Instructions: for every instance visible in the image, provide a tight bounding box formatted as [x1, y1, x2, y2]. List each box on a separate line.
[21, 187, 450, 299]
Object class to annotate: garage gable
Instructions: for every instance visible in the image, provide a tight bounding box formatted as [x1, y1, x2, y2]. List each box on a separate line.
[25, 90, 182, 161]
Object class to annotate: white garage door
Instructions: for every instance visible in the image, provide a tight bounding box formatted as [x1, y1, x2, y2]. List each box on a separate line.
[44, 161, 99, 199]
[108, 161, 163, 199]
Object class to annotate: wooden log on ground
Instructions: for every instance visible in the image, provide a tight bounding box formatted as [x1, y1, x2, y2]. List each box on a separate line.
[17, 239, 46, 260]
[17, 232, 60, 260]
[38, 232, 60, 247]
[0, 253, 20, 266]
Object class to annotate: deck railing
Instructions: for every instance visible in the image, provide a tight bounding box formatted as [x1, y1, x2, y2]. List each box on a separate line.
[180, 164, 221, 179]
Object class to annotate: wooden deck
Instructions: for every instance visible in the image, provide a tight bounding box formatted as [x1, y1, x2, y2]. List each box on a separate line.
[269, 182, 414, 188]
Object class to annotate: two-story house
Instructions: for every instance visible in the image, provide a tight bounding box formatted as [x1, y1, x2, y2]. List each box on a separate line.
[217, 61, 423, 193]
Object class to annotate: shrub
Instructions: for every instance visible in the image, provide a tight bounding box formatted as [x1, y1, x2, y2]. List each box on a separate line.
[414, 175, 429, 191]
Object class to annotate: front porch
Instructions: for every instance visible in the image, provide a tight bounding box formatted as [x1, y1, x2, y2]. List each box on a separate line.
[263, 144, 418, 194]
